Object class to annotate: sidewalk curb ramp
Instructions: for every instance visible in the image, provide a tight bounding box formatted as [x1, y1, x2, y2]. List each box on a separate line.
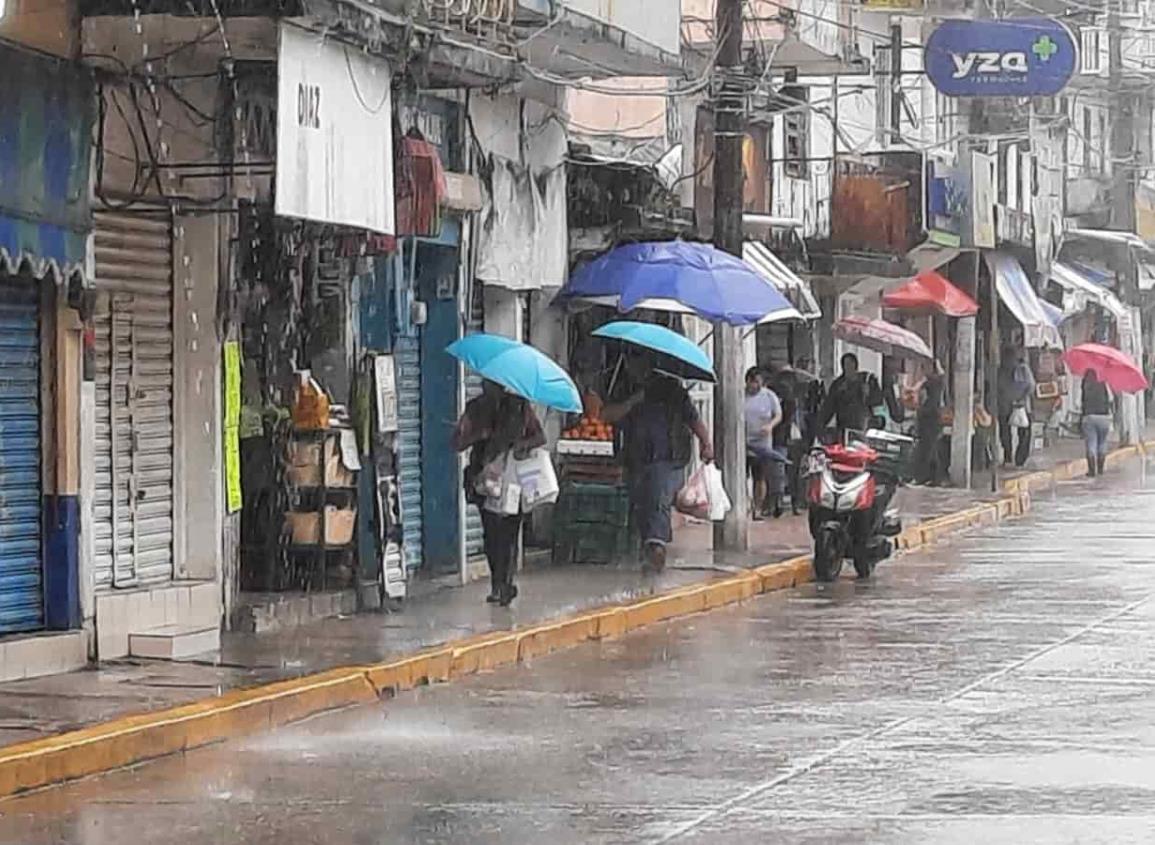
[0, 442, 1149, 798]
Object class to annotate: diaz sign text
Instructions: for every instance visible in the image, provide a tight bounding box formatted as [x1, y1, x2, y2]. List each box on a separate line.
[925, 18, 1077, 97]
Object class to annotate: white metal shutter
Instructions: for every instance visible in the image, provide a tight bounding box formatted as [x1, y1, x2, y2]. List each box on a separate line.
[395, 335, 423, 571]
[93, 211, 176, 589]
[463, 281, 484, 560]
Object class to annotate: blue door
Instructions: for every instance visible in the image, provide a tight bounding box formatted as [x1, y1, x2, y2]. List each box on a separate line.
[419, 264, 462, 574]
[0, 276, 43, 632]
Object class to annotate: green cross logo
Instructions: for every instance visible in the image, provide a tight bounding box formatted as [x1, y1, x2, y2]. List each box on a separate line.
[1033, 35, 1058, 62]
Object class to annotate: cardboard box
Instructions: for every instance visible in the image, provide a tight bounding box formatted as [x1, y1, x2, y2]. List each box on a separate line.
[287, 507, 357, 546]
[287, 438, 356, 488]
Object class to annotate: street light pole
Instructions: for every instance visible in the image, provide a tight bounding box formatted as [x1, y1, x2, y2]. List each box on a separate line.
[712, 0, 749, 552]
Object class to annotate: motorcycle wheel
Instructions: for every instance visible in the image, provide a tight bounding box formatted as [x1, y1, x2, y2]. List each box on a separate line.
[812, 527, 844, 583]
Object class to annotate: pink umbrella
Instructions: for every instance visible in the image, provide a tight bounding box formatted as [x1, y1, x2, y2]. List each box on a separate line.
[833, 315, 934, 361]
[1063, 343, 1150, 393]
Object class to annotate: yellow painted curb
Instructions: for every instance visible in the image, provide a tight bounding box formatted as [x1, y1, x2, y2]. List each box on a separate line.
[0, 440, 1142, 798]
[0, 668, 377, 797]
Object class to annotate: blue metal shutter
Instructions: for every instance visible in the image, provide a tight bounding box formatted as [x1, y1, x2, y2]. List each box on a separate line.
[0, 276, 43, 633]
[395, 336, 423, 570]
[463, 281, 484, 560]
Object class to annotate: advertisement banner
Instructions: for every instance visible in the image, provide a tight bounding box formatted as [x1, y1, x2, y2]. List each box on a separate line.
[276, 25, 395, 234]
[223, 341, 243, 514]
[970, 151, 997, 249]
[925, 18, 1077, 98]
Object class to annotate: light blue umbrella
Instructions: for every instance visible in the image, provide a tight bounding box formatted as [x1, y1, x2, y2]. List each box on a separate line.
[592, 321, 716, 383]
[446, 334, 582, 413]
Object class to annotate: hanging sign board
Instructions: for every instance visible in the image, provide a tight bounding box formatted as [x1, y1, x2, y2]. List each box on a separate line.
[925, 18, 1077, 97]
[276, 24, 395, 234]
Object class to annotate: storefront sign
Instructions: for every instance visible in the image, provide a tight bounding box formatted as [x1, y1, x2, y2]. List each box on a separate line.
[927, 158, 966, 248]
[276, 25, 395, 234]
[925, 18, 1077, 97]
[223, 341, 243, 514]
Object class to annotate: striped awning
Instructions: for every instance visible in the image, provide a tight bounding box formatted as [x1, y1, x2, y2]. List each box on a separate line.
[984, 251, 1063, 349]
[743, 242, 821, 320]
[0, 213, 87, 284]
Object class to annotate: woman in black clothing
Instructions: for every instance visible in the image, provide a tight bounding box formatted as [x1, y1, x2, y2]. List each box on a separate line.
[1081, 369, 1113, 477]
[454, 381, 546, 606]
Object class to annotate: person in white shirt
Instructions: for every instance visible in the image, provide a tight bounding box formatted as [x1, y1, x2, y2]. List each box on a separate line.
[744, 367, 784, 518]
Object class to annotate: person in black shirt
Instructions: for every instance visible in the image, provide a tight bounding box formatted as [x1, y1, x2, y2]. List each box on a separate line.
[604, 354, 713, 572]
[1081, 369, 1113, 478]
[817, 353, 876, 442]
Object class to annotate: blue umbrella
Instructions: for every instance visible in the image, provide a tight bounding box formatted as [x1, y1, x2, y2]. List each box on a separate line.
[445, 334, 582, 413]
[558, 241, 801, 326]
[593, 321, 716, 383]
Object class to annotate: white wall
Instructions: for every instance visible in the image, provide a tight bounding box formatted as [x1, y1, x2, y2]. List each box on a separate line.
[565, 0, 682, 54]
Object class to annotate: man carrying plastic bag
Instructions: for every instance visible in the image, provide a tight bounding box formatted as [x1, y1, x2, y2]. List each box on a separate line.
[603, 354, 715, 573]
[676, 463, 732, 523]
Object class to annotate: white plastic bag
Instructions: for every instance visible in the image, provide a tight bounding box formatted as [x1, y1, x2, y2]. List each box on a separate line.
[1009, 406, 1030, 429]
[676, 466, 711, 520]
[514, 448, 559, 511]
[483, 453, 521, 516]
[703, 464, 732, 522]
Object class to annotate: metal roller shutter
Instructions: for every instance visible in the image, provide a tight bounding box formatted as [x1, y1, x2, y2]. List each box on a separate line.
[92, 211, 176, 589]
[0, 277, 44, 632]
[463, 281, 484, 560]
[395, 336, 423, 570]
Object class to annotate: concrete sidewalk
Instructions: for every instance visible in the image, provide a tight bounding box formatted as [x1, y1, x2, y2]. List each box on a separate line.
[0, 433, 1113, 750]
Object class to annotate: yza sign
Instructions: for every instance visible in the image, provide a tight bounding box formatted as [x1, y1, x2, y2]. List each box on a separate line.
[925, 18, 1077, 97]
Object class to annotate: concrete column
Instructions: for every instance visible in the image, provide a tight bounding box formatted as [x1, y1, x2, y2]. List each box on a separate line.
[951, 315, 977, 488]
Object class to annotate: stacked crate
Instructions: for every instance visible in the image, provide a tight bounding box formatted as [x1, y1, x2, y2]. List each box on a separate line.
[552, 481, 636, 564]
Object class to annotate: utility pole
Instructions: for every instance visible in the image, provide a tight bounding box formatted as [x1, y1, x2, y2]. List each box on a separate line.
[712, 0, 748, 552]
[966, 0, 994, 492]
[1108, 0, 1140, 444]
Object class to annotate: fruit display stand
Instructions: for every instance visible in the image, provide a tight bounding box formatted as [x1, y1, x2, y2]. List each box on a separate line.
[553, 408, 634, 563]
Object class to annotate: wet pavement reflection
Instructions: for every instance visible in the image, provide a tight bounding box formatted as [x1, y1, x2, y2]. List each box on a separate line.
[4, 468, 1155, 844]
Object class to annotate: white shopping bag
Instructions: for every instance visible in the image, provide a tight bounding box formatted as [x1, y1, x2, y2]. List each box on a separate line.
[484, 452, 522, 516]
[676, 465, 711, 520]
[514, 448, 559, 511]
[704, 464, 732, 522]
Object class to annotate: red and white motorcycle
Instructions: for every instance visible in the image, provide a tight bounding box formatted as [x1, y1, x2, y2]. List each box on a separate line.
[803, 429, 909, 582]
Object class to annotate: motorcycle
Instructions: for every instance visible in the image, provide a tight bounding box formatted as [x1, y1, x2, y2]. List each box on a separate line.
[803, 429, 910, 582]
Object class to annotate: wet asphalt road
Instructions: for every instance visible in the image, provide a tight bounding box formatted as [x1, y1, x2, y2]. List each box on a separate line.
[5, 468, 1155, 844]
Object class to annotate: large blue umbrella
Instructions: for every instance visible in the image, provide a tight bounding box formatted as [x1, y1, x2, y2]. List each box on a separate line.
[592, 321, 716, 383]
[558, 241, 801, 326]
[445, 334, 582, 413]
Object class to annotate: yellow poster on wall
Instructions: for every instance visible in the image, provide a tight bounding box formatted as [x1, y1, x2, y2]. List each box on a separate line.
[223, 341, 243, 514]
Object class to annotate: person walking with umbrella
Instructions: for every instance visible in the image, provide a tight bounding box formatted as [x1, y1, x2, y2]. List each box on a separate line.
[603, 352, 714, 572]
[446, 334, 581, 607]
[454, 381, 546, 606]
[1080, 368, 1113, 477]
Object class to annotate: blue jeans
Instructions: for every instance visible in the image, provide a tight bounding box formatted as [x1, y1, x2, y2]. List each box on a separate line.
[1083, 414, 1111, 460]
[628, 461, 685, 546]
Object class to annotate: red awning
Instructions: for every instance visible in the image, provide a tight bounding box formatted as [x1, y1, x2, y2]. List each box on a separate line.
[882, 270, 978, 318]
